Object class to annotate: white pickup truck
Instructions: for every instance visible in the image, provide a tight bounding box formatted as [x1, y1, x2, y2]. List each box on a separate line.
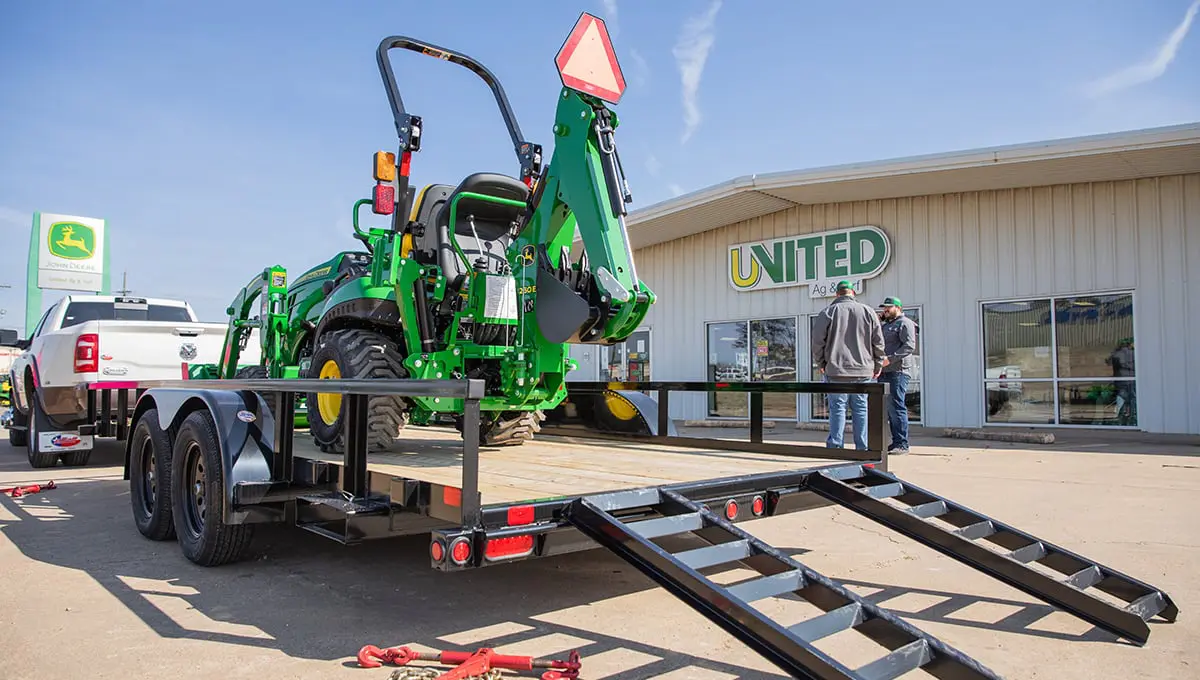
[5, 295, 254, 468]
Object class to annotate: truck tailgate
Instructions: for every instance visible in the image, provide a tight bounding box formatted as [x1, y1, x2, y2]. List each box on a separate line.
[92, 322, 231, 380]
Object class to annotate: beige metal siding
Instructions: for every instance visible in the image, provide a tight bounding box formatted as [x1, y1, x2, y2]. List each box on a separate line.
[630, 173, 1199, 434]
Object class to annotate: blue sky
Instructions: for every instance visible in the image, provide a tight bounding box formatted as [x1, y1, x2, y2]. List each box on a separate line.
[2, 0, 1198, 331]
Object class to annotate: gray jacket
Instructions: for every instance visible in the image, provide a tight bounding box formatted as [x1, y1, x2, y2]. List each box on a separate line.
[811, 296, 886, 380]
[881, 314, 917, 375]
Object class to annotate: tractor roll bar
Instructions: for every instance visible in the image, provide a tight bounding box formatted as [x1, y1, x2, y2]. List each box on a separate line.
[375, 36, 541, 181]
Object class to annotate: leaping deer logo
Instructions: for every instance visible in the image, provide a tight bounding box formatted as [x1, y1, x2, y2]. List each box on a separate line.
[49, 223, 94, 259]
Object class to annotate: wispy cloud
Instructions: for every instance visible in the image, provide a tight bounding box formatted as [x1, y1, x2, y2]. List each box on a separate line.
[0, 206, 29, 229]
[628, 47, 650, 88]
[668, 183, 685, 197]
[673, 0, 722, 144]
[1085, 0, 1200, 97]
[600, 0, 619, 36]
[645, 154, 661, 178]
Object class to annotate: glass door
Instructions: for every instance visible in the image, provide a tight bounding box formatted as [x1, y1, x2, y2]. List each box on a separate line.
[603, 328, 651, 381]
[750, 317, 798, 419]
[808, 306, 923, 423]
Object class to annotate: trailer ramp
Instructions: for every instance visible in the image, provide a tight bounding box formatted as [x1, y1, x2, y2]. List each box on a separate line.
[807, 465, 1178, 646]
[565, 485, 1005, 680]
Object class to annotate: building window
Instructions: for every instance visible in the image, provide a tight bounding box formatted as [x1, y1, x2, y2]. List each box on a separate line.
[982, 293, 1136, 427]
[706, 317, 798, 418]
[603, 328, 652, 381]
[809, 308, 923, 424]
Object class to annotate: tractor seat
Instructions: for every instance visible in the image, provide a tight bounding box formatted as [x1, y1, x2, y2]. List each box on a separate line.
[434, 172, 530, 284]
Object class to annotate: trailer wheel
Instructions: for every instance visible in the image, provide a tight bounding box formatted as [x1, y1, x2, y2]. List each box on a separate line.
[171, 409, 253, 566]
[305, 328, 409, 454]
[129, 409, 176, 541]
[26, 399, 59, 469]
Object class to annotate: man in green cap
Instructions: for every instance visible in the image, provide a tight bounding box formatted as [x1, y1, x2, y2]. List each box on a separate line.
[877, 296, 917, 453]
[811, 280, 887, 450]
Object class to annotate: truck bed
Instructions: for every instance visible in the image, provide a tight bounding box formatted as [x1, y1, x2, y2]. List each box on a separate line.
[292, 427, 830, 505]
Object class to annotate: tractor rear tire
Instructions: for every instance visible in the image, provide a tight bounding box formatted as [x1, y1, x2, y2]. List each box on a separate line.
[465, 410, 546, 447]
[305, 329, 409, 454]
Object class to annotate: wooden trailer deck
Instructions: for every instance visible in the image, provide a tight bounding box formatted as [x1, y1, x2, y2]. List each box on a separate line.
[291, 427, 833, 505]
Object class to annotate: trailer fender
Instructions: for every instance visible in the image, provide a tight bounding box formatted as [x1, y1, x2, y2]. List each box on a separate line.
[588, 389, 676, 437]
[125, 388, 275, 524]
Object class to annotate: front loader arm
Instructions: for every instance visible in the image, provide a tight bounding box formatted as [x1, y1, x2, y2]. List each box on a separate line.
[515, 88, 655, 346]
[217, 266, 288, 378]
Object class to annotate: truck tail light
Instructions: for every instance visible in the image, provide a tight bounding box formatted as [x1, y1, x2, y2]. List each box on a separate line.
[75, 334, 99, 373]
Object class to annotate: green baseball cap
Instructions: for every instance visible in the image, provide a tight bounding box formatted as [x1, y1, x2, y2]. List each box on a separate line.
[836, 280, 854, 291]
[880, 296, 902, 307]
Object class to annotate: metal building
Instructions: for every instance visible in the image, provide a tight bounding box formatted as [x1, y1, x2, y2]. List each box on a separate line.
[570, 123, 1200, 435]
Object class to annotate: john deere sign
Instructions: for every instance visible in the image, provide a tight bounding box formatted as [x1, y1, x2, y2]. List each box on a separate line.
[26, 211, 110, 332]
[728, 225, 891, 297]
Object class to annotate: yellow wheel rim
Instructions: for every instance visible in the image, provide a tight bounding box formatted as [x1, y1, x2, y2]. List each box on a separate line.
[603, 392, 637, 421]
[316, 359, 342, 424]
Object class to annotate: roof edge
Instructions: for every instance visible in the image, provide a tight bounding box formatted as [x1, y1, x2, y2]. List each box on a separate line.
[627, 121, 1200, 225]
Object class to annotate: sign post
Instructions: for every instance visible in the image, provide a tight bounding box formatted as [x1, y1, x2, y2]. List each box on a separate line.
[25, 212, 110, 333]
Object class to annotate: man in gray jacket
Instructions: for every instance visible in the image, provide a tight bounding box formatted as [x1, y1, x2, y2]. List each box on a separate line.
[811, 281, 887, 450]
[877, 296, 917, 453]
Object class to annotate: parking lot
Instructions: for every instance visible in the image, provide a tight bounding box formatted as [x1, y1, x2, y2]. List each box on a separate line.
[1, 427, 1197, 679]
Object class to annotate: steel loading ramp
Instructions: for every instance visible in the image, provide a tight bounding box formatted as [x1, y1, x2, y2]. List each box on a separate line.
[806, 465, 1178, 646]
[565, 485, 1006, 680]
[563, 464, 1178, 679]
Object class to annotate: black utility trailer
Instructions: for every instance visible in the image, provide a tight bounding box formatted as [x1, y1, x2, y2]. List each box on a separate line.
[85, 378, 1177, 679]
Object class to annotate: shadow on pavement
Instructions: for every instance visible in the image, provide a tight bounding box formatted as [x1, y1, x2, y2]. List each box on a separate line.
[0, 440, 794, 678]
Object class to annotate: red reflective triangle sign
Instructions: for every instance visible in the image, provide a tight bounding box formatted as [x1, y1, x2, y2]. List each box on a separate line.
[555, 13, 625, 104]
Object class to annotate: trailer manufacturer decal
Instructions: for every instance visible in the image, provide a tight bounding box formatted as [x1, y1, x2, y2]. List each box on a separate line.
[236, 410, 256, 423]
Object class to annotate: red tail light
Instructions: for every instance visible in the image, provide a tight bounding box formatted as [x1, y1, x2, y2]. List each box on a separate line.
[372, 183, 395, 215]
[485, 535, 535, 561]
[75, 334, 99, 373]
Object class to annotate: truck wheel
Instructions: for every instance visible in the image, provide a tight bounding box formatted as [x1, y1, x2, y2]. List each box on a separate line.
[26, 400, 59, 469]
[305, 329, 409, 454]
[171, 409, 253, 566]
[129, 409, 176, 541]
[60, 450, 91, 467]
[8, 409, 27, 447]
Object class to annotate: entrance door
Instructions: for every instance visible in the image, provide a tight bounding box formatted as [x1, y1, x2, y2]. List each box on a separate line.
[602, 328, 651, 381]
[808, 306, 923, 424]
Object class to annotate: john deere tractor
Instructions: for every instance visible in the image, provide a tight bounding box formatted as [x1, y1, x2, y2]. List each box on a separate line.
[206, 13, 661, 453]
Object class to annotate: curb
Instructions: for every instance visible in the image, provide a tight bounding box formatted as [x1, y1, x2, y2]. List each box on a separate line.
[681, 420, 778, 428]
[940, 428, 1055, 445]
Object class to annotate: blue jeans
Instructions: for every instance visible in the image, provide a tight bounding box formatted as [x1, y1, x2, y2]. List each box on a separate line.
[877, 371, 910, 450]
[825, 376, 870, 450]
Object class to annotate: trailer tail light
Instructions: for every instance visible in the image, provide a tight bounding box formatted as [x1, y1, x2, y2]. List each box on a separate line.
[430, 539, 446, 563]
[724, 499, 739, 521]
[751, 495, 766, 517]
[485, 535, 535, 561]
[507, 505, 535, 526]
[449, 536, 472, 566]
[74, 334, 99, 373]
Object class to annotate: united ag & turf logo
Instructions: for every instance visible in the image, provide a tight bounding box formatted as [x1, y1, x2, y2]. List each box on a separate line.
[47, 221, 96, 260]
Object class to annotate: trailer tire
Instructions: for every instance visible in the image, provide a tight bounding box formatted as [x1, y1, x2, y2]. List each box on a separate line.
[305, 328, 409, 454]
[129, 409, 176, 541]
[26, 399, 58, 469]
[171, 409, 253, 566]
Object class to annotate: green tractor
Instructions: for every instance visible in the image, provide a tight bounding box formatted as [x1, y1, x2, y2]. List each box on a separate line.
[205, 13, 662, 453]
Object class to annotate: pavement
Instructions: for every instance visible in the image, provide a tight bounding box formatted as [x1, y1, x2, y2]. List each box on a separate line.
[0, 426, 1197, 679]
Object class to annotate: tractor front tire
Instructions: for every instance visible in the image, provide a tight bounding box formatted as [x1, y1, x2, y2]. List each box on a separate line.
[462, 410, 546, 447]
[305, 329, 409, 454]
